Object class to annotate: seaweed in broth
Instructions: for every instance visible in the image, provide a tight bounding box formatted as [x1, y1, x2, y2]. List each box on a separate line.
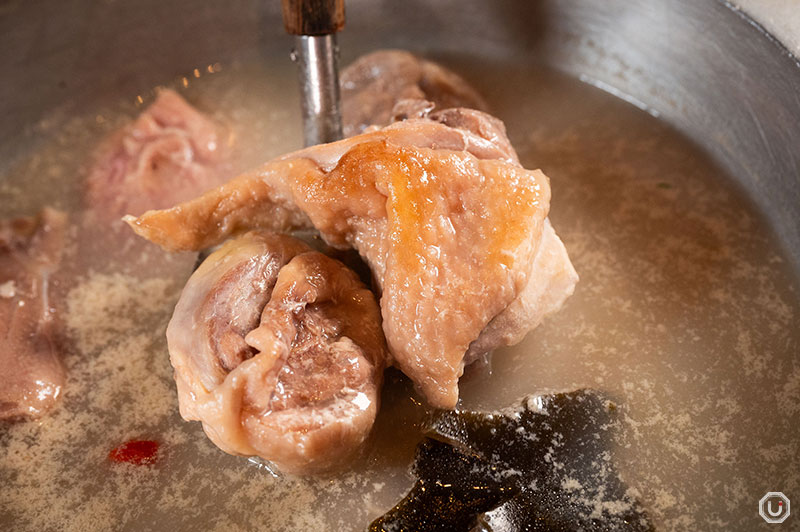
[371, 390, 652, 531]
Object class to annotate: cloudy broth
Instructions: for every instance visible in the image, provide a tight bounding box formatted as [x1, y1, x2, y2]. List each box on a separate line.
[1, 53, 798, 531]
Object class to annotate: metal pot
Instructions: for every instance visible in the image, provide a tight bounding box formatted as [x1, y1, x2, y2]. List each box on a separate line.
[1, 1, 798, 530]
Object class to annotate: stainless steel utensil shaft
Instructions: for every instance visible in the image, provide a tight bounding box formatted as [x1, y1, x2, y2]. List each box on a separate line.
[292, 34, 343, 146]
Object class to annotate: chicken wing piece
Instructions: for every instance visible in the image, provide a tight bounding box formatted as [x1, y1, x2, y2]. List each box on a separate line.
[86, 89, 228, 222]
[0, 208, 67, 419]
[168, 231, 386, 474]
[127, 111, 568, 409]
[341, 49, 489, 137]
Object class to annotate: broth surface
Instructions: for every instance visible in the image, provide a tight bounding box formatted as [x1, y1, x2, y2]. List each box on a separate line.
[0, 53, 798, 531]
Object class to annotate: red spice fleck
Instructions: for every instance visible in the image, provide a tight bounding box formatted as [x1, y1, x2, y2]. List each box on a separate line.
[108, 440, 160, 466]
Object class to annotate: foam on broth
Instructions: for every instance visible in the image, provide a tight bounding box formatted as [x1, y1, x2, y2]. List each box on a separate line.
[0, 53, 797, 531]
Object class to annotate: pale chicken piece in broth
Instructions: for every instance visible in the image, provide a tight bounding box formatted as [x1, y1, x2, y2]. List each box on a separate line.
[341, 49, 489, 136]
[0, 208, 67, 419]
[85, 89, 227, 222]
[466, 219, 577, 363]
[127, 112, 577, 409]
[168, 231, 386, 474]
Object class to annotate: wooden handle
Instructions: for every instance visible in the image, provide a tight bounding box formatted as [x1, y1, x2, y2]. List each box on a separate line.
[281, 0, 345, 36]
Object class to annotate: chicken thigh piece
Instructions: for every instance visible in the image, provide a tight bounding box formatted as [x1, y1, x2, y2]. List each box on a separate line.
[127, 112, 576, 409]
[343, 53, 575, 362]
[0, 208, 67, 420]
[341, 50, 489, 136]
[168, 231, 386, 474]
[86, 89, 228, 222]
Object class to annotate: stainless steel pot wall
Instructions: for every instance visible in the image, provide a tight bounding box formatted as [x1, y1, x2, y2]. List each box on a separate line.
[2, 2, 800, 530]
[2, 0, 799, 270]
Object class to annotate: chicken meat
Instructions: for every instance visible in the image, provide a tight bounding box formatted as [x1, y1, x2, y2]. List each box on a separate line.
[0, 208, 67, 419]
[85, 89, 228, 222]
[341, 49, 489, 137]
[167, 231, 386, 473]
[126, 109, 577, 409]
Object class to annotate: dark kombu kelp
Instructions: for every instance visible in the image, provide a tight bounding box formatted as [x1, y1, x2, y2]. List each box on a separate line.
[370, 389, 652, 531]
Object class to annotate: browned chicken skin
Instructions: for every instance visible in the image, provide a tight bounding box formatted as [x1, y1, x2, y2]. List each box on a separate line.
[127, 109, 576, 409]
[168, 231, 385, 473]
[0, 208, 67, 419]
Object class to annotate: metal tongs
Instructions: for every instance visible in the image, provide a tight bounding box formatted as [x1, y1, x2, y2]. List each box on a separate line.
[281, 0, 345, 147]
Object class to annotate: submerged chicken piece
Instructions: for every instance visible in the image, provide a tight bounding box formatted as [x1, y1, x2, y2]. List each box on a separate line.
[168, 231, 385, 473]
[341, 49, 489, 136]
[0, 208, 67, 419]
[85, 89, 227, 222]
[127, 113, 577, 409]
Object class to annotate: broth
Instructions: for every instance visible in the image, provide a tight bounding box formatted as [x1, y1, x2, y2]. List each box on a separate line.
[0, 53, 798, 531]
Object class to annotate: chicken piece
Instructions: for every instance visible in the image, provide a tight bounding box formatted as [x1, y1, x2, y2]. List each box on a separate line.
[85, 89, 227, 222]
[0, 208, 67, 419]
[127, 113, 577, 409]
[168, 231, 386, 474]
[466, 219, 577, 362]
[341, 50, 489, 136]
[428, 107, 519, 165]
